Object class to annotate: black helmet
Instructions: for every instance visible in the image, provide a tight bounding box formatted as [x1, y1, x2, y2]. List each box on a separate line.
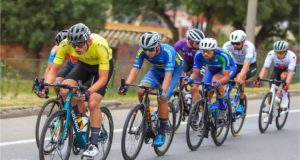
[68, 23, 91, 45]
[55, 30, 68, 45]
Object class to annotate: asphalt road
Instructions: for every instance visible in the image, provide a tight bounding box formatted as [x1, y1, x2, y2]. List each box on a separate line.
[1, 96, 300, 160]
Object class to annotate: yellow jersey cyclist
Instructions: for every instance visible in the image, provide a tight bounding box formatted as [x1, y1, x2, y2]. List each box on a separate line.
[223, 30, 257, 114]
[254, 40, 297, 110]
[37, 23, 114, 158]
[118, 31, 184, 147]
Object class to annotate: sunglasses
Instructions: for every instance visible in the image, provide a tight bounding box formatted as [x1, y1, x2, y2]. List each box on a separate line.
[231, 42, 241, 46]
[71, 42, 86, 48]
[202, 50, 215, 55]
[276, 51, 286, 56]
[143, 47, 155, 52]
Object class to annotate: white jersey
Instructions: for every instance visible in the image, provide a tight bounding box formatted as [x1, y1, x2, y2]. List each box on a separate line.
[263, 50, 297, 71]
[223, 40, 256, 65]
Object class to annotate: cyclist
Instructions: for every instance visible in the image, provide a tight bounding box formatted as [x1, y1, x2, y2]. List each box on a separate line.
[254, 40, 297, 109]
[118, 31, 184, 147]
[36, 23, 114, 158]
[174, 28, 206, 105]
[223, 30, 257, 114]
[185, 38, 237, 120]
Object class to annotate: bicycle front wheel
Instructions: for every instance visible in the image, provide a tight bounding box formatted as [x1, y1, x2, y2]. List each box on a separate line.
[211, 98, 231, 146]
[276, 93, 290, 130]
[258, 92, 273, 133]
[171, 93, 184, 131]
[121, 104, 145, 160]
[94, 106, 114, 160]
[231, 95, 247, 136]
[39, 111, 72, 160]
[35, 98, 62, 148]
[154, 102, 176, 156]
[186, 100, 206, 151]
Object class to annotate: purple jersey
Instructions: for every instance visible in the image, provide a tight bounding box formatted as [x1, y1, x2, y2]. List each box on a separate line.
[174, 38, 199, 64]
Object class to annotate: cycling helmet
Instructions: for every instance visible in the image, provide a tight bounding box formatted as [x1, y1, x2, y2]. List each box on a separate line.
[55, 30, 68, 45]
[68, 23, 91, 45]
[273, 40, 288, 52]
[139, 31, 161, 49]
[230, 30, 247, 43]
[199, 38, 218, 50]
[186, 28, 205, 42]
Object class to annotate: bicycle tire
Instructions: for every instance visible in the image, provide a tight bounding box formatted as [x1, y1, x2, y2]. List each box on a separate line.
[171, 93, 184, 131]
[231, 95, 247, 136]
[211, 98, 231, 146]
[154, 102, 176, 156]
[121, 104, 145, 160]
[35, 98, 62, 148]
[39, 110, 72, 160]
[276, 93, 290, 130]
[258, 92, 273, 133]
[186, 100, 205, 151]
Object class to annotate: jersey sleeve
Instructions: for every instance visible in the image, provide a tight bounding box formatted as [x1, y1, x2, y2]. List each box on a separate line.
[133, 49, 145, 69]
[193, 52, 203, 69]
[288, 52, 297, 71]
[263, 51, 274, 68]
[244, 45, 256, 62]
[164, 49, 176, 72]
[53, 40, 69, 65]
[97, 43, 112, 70]
[173, 40, 182, 52]
[48, 46, 57, 63]
[219, 52, 232, 70]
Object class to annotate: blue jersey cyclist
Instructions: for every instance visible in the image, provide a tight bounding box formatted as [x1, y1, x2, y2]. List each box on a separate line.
[174, 28, 206, 104]
[186, 38, 237, 119]
[118, 31, 184, 147]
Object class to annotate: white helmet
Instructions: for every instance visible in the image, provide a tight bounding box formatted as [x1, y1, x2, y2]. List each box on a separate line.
[230, 30, 247, 43]
[273, 40, 288, 52]
[186, 28, 205, 42]
[199, 38, 218, 50]
[139, 31, 161, 49]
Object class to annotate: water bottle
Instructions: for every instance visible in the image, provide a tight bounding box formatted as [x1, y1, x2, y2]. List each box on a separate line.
[210, 103, 218, 118]
[185, 93, 192, 105]
[81, 116, 88, 132]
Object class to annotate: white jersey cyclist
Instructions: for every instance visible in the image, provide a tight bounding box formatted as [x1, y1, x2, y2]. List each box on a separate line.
[223, 40, 257, 65]
[263, 50, 297, 71]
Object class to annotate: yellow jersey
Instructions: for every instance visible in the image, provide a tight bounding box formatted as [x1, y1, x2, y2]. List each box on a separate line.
[54, 33, 112, 70]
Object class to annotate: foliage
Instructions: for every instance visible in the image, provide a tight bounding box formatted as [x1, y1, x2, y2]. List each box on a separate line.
[1, 0, 110, 56]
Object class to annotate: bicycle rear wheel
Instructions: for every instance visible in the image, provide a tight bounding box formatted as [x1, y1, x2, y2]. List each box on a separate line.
[258, 92, 273, 133]
[186, 100, 205, 151]
[39, 111, 72, 160]
[121, 104, 145, 160]
[35, 98, 62, 148]
[211, 98, 231, 146]
[93, 107, 114, 160]
[276, 93, 290, 130]
[154, 102, 176, 156]
[171, 93, 183, 131]
[231, 95, 247, 136]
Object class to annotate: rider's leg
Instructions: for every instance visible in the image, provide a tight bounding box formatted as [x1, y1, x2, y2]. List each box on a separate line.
[191, 84, 200, 104]
[88, 93, 103, 146]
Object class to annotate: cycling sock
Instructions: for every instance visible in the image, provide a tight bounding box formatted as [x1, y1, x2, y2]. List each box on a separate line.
[158, 119, 168, 135]
[90, 127, 101, 146]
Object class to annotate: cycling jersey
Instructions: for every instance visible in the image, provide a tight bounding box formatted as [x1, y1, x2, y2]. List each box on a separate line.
[133, 43, 184, 72]
[263, 50, 297, 71]
[222, 40, 256, 65]
[48, 45, 77, 67]
[193, 48, 236, 72]
[174, 38, 198, 65]
[54, 33, 112, 70]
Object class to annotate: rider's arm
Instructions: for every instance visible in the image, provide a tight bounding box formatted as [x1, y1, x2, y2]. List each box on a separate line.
[190, 68, 200, 80]
[162, 72, 172, 92]
[126, 67, 140, 84]
[191, 52, 202, 80]
[45, 63, 61, 83]
[220, 70, 230, 84]
[258, 67, 268, 79]
[237, 60, 250, 79]
[286, 52, 297, 85]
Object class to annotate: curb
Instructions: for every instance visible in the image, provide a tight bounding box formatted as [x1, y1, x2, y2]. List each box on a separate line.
[1, 91, 299, 119]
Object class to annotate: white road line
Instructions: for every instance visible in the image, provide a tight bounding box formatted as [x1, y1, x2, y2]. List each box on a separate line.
[1, 109, 299, 147]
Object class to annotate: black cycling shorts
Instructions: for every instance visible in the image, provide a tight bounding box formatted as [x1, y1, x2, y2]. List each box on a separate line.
[234, 62, 257, 80]
[65, 60, 114, 97]
[57, 62, 73, 78]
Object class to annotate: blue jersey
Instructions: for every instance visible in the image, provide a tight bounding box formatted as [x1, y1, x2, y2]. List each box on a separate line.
[133, 43, 184, 72]
[193, 47, 236, 72]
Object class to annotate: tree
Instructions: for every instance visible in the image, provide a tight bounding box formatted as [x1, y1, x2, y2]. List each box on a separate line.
[111, 0, 181, 43]
[1, 0, 110, 58]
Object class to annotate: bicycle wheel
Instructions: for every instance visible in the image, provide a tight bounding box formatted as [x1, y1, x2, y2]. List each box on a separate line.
[258, 92, 273, 133]
[121, 104, 145, 160]
[276, 93, 290, 130]
[171, 93, 183, 131]
[231, 95, 247, 136]
[35, 98, 62, 148]
[211, 98, 231, 146]
[39, 111, 72, 160]
[186, 100, 205, 151]
[154, 102, 176, 156]
[94, 107, 114, 160]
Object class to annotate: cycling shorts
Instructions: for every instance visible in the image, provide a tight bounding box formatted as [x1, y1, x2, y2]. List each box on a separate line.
[233, 62, 257, 80]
